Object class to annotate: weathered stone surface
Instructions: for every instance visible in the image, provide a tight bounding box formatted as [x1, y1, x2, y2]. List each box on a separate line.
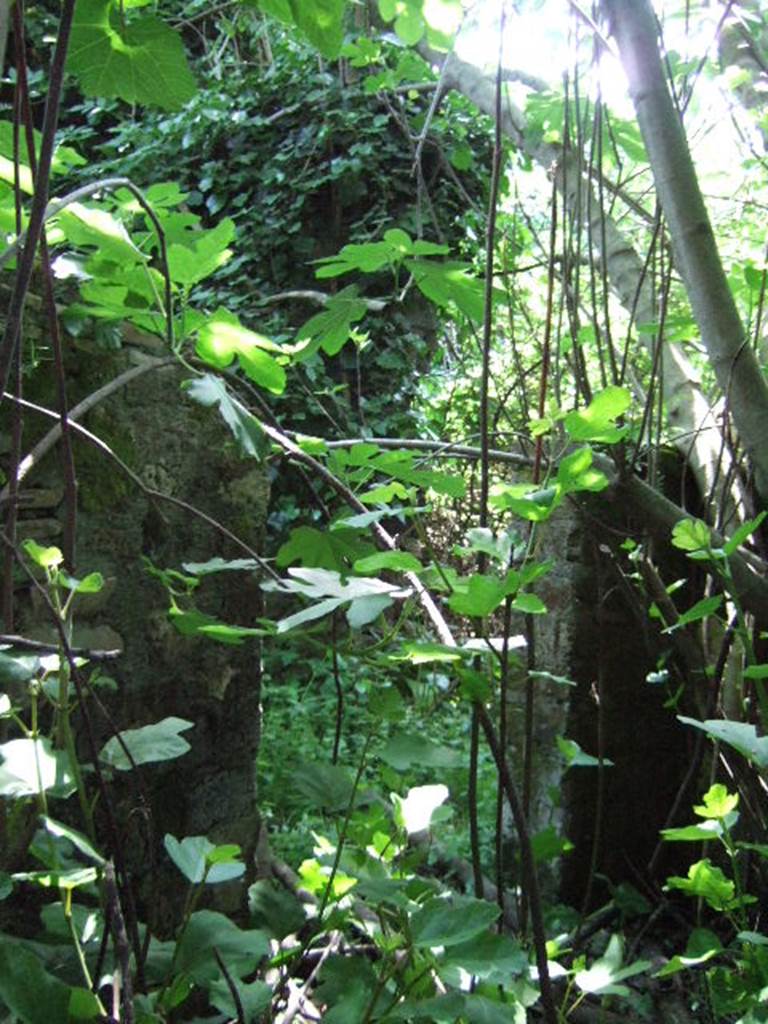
[4, 344, 269, 928]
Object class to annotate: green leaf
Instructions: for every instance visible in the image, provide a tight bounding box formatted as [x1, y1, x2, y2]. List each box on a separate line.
[395, 4, 425, 44]
[0, 650, 40, 685]
[410, 895, 499, 948]
[694, 783, 739, 820]
[209, 978, 271, 1022]
[379, 732, 461, 770]
[557, 446, 608, 493]
[661, 819, 725, 842]
[41, 817, 106, 866]
[315, 956, 379, 1024]
[654, 927, 723, 978]
[723, 511, 768, 555]
[671, 518, 711, 553]
[663, 594, 723, 632]
[392, 783, 449, 833]
[440, 931, 527, 980]
[164, 834, 245, 884]
[407, 258, 487, 321]
[0, 737, 75, 798]
[68, 988, 103, 1021]
[288, 0, 345, 58]
[99, 717, 193, 770]
[0, 940, 71, 1024]
[196, 310, 286, 394]
[182, 557, 261, 575]
[67, 0, 196, 110]
[557, 735, 613, 768]
[184, 374, 265, 459]
[168, 218, 235, 286]
[394, 642, 463, 664]
[61, 571, 104, 594]
[277, 526, 375, 571]
[666, 858, 736, 910]
[489, 482, 561, 521]
[174, 910, 269, 983]
[293, 762, 355, 812]
[294, 288, 367, 358]
[461, 527, 513, 564]
[678, 716, 768, 769]
[353, 551, 422, 573]
[447, 574, 508, 617]
[511, 592, 546, 614]
[264, 567, 408, 632]
[22, 539, 63, 569]
[574, 934, 650, 996]
[564, 386, 631, 443]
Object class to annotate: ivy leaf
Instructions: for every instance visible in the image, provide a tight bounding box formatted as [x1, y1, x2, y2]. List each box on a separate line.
[294, 288, 368, 358]
[0, 738, 75, 798]
[99, 717, 194, 770]
[557, 446, 608, 493]
[671, 518, 711, 553]
[196, 309, 286, 394]
[184, 374, 265, 459]
[67, 0, 196, 111]
[574, 934, 650, 996]
[654, 928, 722, 978]
[263, 567, 410, 632]
[164, 834, 245, 884]
[694, 783, 738, 821]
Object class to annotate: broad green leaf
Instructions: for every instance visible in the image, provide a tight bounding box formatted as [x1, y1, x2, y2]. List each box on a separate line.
[67, 0, 196, 110]
[288, 0, 345, 58]
[353, 551, 422, 573]
[182, 557, 261, 575]
[678, 716, 768, 769]
[184, 374, 265, 459]
[60, 571, 104, 594]
[315, 956, 379, 1024]
[574, 934, 650, 996]
[0, 650, 40, 685]
[387, 992, 525, 1024]
[164, 834, 244, 884]
[196, 310, 286, 394]
[394, 642, 463, 664]
[661, 819, 725, 842]
[379, 732, 461, 770]
[407, 258, 487, 321]
[0, 941, 71, 1024]
[511, 592, 546, 614]
[209, 979, 271, 1022]
[392, 783, 449, 833]
[440, 931, 528, 980]
[174, 910, 269, 983]
[294, 288, 367, 358]
[41, 817, 105, 866]
[167, 218, 235, 286]
[564, 386, 631, 443]
[723, 511, 768, 555]
[99, 717, 193, 770]
[694, 783, 738, 820]
[462, 527, 513, 564]
[655, 927, 722, 977]
[666, 858, 737, 910]
[663, 594, 723, 632]
[57, 203, 144, 264]
[489, 482, 561, 521]
[0, 737, 75, 798]
[276, 525, 375, 571]
[411, 895, 499, 948]
[671, 518, 711, 553]
[557, 735, 613, 767]
[69, 988, 106, 1021]
[557, 446, 608, 493]
[531, 825, 574, 862]
[294, 762, 355, 811]
[395, 4, 425, 44]
[447, 574, 508, 617]
[744, 663, 768, 678]
[22, 539, 63, 569]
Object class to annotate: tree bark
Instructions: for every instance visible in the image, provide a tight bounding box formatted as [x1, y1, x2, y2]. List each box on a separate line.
[604, 0, 768, 501]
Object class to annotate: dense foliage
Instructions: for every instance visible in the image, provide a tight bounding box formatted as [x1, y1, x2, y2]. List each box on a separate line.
[3, 2, 768, 1023]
